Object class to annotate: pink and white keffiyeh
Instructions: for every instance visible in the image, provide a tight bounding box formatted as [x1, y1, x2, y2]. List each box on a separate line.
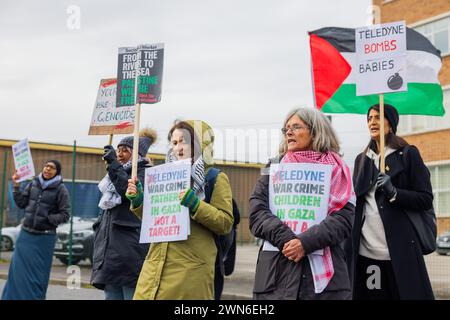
[281, 150, 356, 293]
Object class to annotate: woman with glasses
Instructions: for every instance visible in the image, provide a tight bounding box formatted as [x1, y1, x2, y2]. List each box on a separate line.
[2, 160, 70, 300]
[90, 128, 157, 300]
[125, 120, 234, 300]
[249, 107, 356, 300]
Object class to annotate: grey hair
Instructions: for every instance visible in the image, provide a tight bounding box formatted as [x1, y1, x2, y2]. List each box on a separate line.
[279, 107, 341, 157]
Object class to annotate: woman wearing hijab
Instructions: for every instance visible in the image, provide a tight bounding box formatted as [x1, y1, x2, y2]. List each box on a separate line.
[249, 107, 356, 300]
[90, 128, 157, 300]
[125, 120, 234, 300]
[2, 160, 70, 300]
[349, 104, 434, 300]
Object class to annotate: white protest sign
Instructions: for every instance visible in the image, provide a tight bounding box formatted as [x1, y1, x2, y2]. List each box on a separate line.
[355, 21, 407, 96]
[140, 159, 191, 243]
[88, 78, 135, 135]
[263, 162, 332, 252]
[12, 138, 35, 182]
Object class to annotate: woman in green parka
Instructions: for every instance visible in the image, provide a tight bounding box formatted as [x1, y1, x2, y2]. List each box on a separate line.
[125, 120, 234, 300]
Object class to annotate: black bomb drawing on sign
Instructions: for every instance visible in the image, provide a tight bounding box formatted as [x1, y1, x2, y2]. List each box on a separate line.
[387, 72, 403, 90]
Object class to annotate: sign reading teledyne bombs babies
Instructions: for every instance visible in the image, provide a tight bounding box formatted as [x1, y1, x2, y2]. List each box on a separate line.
[355, 21, 407, 96]
[116, 43, 164, 107]
[140, 159, 191, 243]
[263, 163, 332, 252]
[88, 78, 135, 135]
[12, 138, 35, 182]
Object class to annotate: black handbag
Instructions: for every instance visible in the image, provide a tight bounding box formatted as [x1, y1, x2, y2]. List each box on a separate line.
[400, 145, 437, 255]
[404, 207, 437, 255]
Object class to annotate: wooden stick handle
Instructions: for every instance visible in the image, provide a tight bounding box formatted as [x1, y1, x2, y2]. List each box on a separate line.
[379, 94, 385, 173]
[131, 103, 141, 179]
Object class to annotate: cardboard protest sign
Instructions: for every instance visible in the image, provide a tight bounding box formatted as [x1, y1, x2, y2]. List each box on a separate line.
[140, 159, 191, 244]
[263, 162, 332, 252]
[355, 21, 407, 96]
[12, 138, 35, 182]
[116, 43, 164, 107]
[88, 78, 135, 135]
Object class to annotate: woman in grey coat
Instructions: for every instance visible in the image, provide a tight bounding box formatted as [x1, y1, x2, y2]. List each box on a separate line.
[249, 107, 355, 300]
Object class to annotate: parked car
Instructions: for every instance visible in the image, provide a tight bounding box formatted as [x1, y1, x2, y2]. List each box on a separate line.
[1, 224, 22, 251]
[437, 230, 450, 256]
[54, 217, 96, 265]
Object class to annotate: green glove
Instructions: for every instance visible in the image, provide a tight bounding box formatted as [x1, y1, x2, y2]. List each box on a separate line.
[180, 188, 200, 213]
[126, 180, 144, 208]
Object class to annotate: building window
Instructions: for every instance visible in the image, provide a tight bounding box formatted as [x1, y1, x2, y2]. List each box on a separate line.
[415, 16, 450, 56]
[429, 164, 450, 217]
[397, 88, 450, 134]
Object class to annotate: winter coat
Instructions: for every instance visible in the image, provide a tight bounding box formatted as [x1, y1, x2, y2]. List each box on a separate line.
[132, 169, 234, 300]
[91, 159, 150, 290]
[13, 177, 70, 233]
[249, 161, 355, 300]
[348, 145, 434, 299]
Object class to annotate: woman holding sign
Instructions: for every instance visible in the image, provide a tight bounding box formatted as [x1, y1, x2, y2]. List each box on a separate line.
[249, 107, 356, 300]
[125, 120, 234, 300]
[2, 160, 70, 300]
[90, 128, 156, 300]
[349, 104, 434, 300]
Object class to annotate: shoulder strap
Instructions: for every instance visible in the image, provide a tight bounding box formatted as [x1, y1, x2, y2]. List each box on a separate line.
[204, 168, 221, 203]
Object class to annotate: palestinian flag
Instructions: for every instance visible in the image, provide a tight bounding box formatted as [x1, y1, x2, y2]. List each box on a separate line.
[309, 27, 445, 115]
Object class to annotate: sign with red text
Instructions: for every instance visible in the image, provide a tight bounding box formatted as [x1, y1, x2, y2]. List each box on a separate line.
[355, 21, 407, 96]
[88, 78, 135, 135]
[12, 138, 35, 182]
[140, 159, 191, 243]
[263, 162, 332, 252]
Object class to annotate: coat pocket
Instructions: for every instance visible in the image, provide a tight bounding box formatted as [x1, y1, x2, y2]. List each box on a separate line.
[253, 250, 279, 294]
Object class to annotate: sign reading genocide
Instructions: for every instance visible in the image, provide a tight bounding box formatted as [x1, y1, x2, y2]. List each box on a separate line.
[140, 159, 191, 244]
[263, 162, 332, 252]
[116, 43, 164, 107]
[355, 21, 407, 96]
[88, 78, 135, 135]
[12, 138, 35, 182]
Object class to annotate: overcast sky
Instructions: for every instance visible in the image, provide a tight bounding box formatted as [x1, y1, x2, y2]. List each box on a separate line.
[0, 0, 373, 167]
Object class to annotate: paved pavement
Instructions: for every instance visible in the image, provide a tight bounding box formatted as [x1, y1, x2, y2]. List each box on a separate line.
[0, 244, 259, 300]
[1, 244, 450, 300]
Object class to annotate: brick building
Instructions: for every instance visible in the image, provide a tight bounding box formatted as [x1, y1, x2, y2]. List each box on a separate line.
[373, 0, 450, 233]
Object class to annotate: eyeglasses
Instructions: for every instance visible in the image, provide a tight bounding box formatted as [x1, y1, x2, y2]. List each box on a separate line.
[281, 124, 308, 135]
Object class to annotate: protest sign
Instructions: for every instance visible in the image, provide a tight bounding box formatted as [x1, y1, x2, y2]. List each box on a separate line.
[136, 43, 164, 104]
[355, 21, 407, 96]
[88, 78, 135, 135]
[263, 162, 332, 252]
[116, 43, 164, 107]
[12, 138, 35, 182]
[140, 159, 191, 244]
[116, 43, 164, 178]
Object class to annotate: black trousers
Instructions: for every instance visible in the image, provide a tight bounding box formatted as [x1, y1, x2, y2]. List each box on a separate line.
[353, 254, 400, 300]
[214, 264, 224, 300]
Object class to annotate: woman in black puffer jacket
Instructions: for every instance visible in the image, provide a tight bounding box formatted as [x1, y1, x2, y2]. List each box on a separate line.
[2, 160, 70, 300]
[90, 128, 157, 300]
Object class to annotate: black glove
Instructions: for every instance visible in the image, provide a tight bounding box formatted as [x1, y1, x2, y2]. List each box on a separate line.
[376, 172, 397, 200]
[102, 145, 117, 164]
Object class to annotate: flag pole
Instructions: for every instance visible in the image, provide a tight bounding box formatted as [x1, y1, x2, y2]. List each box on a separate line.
[379, 93, 385, 173]
[108, 134, 113, 146]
